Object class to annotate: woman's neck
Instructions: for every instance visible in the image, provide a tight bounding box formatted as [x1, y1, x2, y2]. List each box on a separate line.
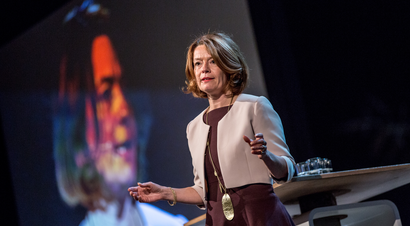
[207, 93, 236, 111]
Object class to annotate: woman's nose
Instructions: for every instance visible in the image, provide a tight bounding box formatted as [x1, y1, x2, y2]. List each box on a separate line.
[201, 62, 210, 73]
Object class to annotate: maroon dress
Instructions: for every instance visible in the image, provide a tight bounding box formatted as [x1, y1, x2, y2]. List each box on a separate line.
[204, 106, 295, 226]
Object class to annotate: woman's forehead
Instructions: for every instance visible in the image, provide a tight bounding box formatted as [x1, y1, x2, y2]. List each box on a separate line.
[193, 45, 212, 59]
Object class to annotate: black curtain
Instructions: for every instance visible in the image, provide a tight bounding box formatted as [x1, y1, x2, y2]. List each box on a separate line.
[248, 0, 410, 223]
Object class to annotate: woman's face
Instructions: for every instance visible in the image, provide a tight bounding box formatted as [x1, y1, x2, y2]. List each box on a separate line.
[84, 35, 137, 193]
[193, 45, 227, 98]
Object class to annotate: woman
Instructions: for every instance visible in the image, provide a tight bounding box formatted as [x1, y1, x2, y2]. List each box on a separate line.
[128, 32, 296, 225]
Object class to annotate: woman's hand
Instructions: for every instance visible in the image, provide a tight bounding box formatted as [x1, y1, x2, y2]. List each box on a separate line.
[243, 133, 267, 159]
[128, 182, 165, 203]
[244, 133, 289, 179]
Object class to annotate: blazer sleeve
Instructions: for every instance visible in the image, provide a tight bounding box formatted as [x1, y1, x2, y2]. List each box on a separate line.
[253, 96, 296, 182]
[186, 121, 206, 209]
[191, 165, 206, 209]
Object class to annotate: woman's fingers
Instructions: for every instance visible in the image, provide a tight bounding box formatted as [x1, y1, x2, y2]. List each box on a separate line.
[243, 135, 252, 144]
[138, 182, 152, 188]
[244, 134, 267, 146]
[245, 133, 267, 158]
[128, 182, 152, 193]
[128, 182, 163, 203]
[244, 135, 266, 145]
[128, 183, 146, 201]
[245, 134, 267, 158]
[128, 186, 137, 191]
[255, 133, 264, 139]
[251, 146, 266, 151]
[129, 190, 139, 201]
[254, 133, 266, 145]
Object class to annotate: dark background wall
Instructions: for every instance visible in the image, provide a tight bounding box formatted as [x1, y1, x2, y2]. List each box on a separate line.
[1, 2, 70, 225]
[248, 0, 410, 224]
[2, 0, 410, 224]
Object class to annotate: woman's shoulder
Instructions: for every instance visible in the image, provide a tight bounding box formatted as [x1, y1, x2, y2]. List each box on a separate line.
[237, 93, 269, 104]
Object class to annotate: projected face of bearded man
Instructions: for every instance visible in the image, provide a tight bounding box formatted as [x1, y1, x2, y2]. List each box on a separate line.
[84, 34, 138, 197]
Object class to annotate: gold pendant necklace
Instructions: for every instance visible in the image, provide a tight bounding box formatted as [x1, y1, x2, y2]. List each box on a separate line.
[206, 95, 234, 221]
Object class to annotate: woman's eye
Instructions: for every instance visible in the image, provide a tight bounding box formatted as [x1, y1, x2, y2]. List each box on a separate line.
[194, 62, 201, 66]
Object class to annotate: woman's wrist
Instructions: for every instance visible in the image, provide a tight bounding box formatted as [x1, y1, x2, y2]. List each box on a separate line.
[259, 148, 269, 159]
[159, 186, 170, 200]
[167, 187, 177, 206]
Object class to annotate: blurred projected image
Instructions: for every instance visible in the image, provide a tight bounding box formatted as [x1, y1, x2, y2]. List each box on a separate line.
[53, 0, 186, 225]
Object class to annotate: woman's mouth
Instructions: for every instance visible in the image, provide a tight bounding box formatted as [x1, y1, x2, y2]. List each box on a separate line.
[202, 77, 213, 82]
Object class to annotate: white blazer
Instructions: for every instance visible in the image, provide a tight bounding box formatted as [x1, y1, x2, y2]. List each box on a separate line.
[186, 94, 295, 208]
